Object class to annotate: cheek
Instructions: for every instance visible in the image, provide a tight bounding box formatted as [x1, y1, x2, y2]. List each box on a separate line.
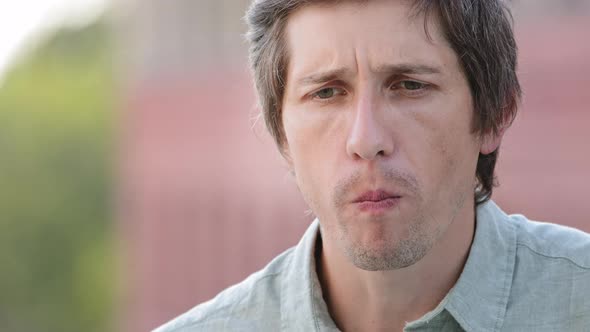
[290, 150, 335, 221]
[407, 103, 478, 198]
[283, 114, 336, 212]
[283, 104, 348, 177]
[427, 121, 480, 201]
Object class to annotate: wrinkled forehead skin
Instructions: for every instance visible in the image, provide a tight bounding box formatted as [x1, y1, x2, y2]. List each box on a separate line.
[282, 0, 459, 96]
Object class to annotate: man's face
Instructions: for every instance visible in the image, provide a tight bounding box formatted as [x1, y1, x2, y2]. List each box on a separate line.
[281, 0, 500, 271]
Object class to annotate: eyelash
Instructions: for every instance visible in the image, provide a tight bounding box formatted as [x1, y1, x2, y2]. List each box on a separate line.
[388, 80, 430, 97]
[310, 87, 347, 101]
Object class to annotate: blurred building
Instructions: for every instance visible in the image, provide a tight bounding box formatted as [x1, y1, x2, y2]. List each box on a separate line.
[115, 1, 590, 331]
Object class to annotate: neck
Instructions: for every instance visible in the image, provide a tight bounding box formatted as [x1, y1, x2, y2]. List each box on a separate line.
[316, 205, 475, 331]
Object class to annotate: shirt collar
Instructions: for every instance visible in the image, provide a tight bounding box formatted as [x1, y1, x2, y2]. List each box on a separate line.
[280, 200, 518, 332]
[281, 219, 339, 331]
[443, 200, 518, 331]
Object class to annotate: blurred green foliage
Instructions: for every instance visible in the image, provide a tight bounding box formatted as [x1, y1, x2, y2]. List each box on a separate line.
[0, 18, 116, 332]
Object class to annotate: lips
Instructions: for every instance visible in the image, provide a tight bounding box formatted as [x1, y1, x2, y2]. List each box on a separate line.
[352, 190, 401, 213]
[353, 190, 400, 203]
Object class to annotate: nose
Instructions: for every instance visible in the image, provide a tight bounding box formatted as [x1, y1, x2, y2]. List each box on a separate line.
[346, 91, 394, 161]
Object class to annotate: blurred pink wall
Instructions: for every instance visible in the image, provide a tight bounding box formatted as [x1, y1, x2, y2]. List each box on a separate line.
[119, 72, 310, 332]
[495, 16, 590, 228]
[116, 3, 590, 331]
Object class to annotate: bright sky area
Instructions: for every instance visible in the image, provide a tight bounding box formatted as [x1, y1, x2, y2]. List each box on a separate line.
[0, 0, 107, 83]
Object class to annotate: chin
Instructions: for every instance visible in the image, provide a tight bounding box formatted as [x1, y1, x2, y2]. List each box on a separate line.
[344, 238, 432, 271]
[339, 217, 435, 271]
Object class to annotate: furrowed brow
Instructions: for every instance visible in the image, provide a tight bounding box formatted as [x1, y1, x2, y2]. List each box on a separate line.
[294, 63, 441, 88]
[374, 63, 442, 76]
[296, 68, 351, 87]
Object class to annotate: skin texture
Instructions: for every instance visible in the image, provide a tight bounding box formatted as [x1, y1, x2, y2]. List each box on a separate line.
[281, 0, 502, 330]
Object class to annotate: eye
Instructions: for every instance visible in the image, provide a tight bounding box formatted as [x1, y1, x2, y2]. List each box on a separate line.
[398, 80, 427, 91]
[389, 79, 431, 97]
[312, 87, 346, 100]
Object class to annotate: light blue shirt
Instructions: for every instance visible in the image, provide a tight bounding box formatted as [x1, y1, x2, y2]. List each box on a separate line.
[154, 201, 590, 331]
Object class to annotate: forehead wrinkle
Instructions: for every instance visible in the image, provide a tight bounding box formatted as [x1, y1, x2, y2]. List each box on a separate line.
[371, 63, 443, 75]
[296, 67, 354, 86]
[286, 2, 371, 90]
[285, 0, 451, 92]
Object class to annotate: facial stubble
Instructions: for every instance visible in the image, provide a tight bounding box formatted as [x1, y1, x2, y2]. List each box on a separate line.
[330, 169, 441, 271]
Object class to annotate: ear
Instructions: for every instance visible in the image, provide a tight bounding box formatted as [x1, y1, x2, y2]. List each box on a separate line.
[480, 127, 506, 155]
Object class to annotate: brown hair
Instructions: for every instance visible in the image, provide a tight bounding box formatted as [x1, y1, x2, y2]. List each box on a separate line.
[245, 0, 521, 205]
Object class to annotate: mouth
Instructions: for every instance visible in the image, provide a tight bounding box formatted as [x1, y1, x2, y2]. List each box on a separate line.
[352, 190, 402, 213]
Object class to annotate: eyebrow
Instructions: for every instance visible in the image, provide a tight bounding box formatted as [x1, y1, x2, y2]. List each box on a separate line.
[295, 63, 442, 87]
[296, 68, 351, 86]
[374, 64, 442, 75]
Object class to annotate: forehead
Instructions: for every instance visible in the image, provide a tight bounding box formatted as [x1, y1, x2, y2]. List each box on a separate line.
[284, 0, 459, 83]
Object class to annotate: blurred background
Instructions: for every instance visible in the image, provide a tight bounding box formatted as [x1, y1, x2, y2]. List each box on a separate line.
[0, 1, 588, 331]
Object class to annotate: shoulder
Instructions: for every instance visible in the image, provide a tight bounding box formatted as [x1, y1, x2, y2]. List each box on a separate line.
[504, 213, 590, 329]
[152, 247, 295, 332]
[510, 213, 590, 269]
